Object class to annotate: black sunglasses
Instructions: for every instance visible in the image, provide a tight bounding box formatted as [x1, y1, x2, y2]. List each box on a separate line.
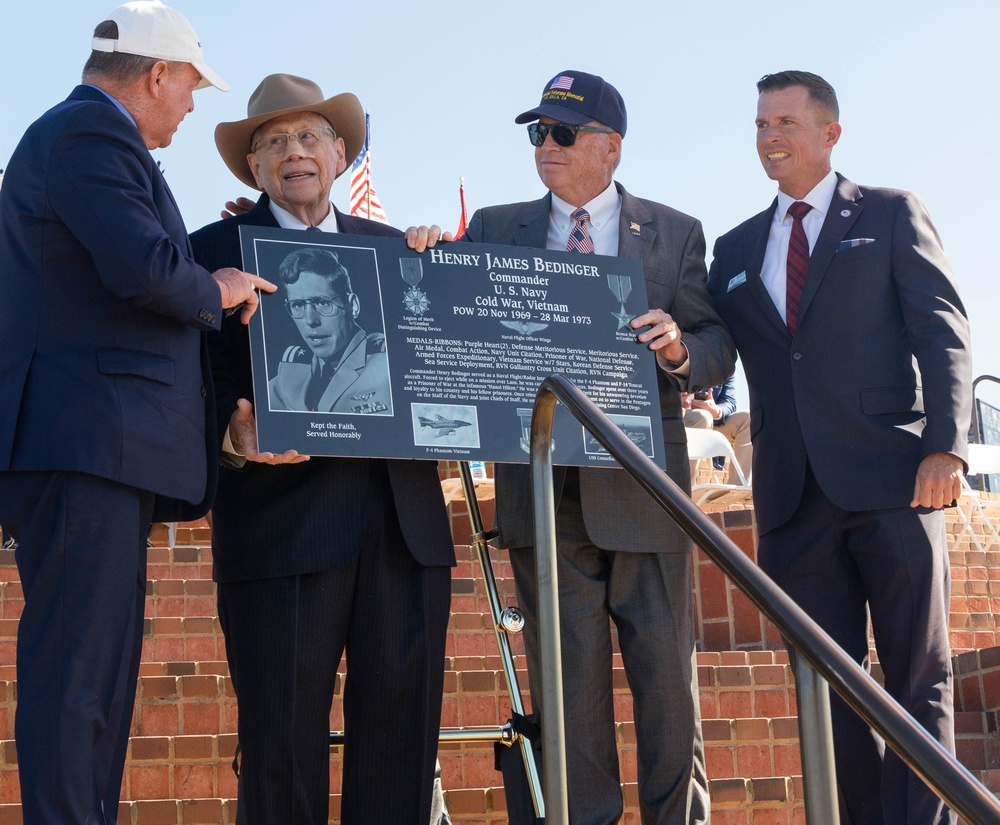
[527, 122, 614, 147]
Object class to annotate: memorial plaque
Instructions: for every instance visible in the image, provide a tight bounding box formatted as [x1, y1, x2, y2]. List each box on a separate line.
[241, 226, 666, 468]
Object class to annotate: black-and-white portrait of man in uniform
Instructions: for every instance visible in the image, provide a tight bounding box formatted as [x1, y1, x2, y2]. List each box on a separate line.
[268, 246, 392, 415]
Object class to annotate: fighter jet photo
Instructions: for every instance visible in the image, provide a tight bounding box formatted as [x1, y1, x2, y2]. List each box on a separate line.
[418, 413, 473, 437]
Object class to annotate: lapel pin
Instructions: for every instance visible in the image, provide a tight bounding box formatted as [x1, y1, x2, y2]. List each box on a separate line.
[629, 222, 641, 235]
[840, 209, 851, 217]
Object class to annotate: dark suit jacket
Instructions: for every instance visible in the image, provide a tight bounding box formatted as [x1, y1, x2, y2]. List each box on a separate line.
[464, 183, 736, 553]
[189, 195, 454, 581]
[708, 174, 972, 536]
[0, 85, 220, 520]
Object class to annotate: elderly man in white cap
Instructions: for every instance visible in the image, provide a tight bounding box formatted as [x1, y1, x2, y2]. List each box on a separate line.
[190, 74, 455, 825]
[0, 2, 270, 824]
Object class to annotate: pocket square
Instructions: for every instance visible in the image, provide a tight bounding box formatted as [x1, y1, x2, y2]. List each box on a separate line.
[837, 238, 876, 251]
[727, 271, 747, 292]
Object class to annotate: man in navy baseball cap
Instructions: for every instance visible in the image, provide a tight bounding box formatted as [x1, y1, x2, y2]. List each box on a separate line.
[417, 69, 731, 825]
[515, 69, 627, 136]
[405, 69, 733, 817]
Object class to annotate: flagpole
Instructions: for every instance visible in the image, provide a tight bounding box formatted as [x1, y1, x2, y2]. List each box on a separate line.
[455, 177, 469, 239]
[366, 114, 372, 220]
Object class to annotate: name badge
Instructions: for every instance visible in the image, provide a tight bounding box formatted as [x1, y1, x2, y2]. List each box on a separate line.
[727, 271, 747, 293]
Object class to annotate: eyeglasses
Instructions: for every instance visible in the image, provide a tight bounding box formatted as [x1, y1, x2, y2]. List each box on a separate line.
[284, 295, 346, 319]
[527, 122, 614, 147]
[252, 126, 336, 155]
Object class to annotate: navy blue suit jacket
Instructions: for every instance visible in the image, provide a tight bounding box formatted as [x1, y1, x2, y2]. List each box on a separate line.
[708, 174, 972, 535]
[0, 85, 221, 519]
[709, 377, 737, 424]
[189, 195, 455, 582]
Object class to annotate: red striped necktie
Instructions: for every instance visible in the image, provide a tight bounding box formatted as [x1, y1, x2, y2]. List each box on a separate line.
[785, 201, 813, 334]
[567, 208, 596, 254]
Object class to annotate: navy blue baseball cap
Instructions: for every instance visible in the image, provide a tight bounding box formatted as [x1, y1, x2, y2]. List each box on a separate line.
[515, 70, 627, 137]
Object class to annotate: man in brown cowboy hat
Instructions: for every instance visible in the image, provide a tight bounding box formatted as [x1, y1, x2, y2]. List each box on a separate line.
[189, 74, 456, 825]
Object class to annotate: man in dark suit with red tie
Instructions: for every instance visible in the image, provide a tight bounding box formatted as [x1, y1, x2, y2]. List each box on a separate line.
[708, 70, 972, 825]
[0, 3, 268, 823]
[190, 74, 455, 825]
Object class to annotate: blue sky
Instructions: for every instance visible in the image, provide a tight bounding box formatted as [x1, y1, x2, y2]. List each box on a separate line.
[3, 0, 998, 414]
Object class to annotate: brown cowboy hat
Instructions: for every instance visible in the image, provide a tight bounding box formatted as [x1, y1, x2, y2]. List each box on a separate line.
[215, 73, 365, 190]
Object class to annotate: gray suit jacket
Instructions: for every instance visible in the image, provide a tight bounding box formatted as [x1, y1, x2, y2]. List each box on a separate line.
[464, 183, 736, 552]
[707, 174, 972, 536]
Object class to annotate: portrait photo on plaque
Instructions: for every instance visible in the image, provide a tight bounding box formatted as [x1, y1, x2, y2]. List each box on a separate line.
[250, 238, 394, 417]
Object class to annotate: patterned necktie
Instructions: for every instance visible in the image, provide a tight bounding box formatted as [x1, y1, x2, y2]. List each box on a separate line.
[567, 207, 595, 254]
[785, 201, 813, 334]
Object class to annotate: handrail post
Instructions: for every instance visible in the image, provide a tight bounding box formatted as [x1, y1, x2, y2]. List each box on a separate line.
[794, 656, 841, 825]
[530, 388, 570, 825]
[455, 461, 545, 818]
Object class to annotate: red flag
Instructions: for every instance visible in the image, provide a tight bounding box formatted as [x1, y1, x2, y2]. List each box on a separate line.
[454, 177, 468, 239]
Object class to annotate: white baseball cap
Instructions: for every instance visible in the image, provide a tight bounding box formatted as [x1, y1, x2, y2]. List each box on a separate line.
[91, 0, 229, 92]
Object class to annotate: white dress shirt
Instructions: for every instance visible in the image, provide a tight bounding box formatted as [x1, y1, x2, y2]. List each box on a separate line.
[760, 169, 838, 319]
[547, 182, 621, 256]
[269, 200, 340, 232]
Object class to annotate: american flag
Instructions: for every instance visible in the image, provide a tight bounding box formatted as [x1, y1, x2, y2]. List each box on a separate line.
[349, 113, 389, 224]
[454, 178, 468, 239]
[549, 75, 574, 90]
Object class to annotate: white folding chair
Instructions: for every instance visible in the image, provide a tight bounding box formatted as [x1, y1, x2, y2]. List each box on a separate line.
[956, 443, 1000, 553]
[440, 477, 495, 506]
[685, 427, 753, 509]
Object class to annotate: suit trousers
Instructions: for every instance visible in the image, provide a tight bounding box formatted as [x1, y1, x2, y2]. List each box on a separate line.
[0, 471, 153, 825]
[509, 470, 709, 825]
[757, 466, 954, 825]
[216, 463, 452, 825]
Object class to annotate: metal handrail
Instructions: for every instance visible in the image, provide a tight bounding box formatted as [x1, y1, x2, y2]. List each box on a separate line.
[530, 373, 1000, 825]
[971, 375, 1000, 445]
